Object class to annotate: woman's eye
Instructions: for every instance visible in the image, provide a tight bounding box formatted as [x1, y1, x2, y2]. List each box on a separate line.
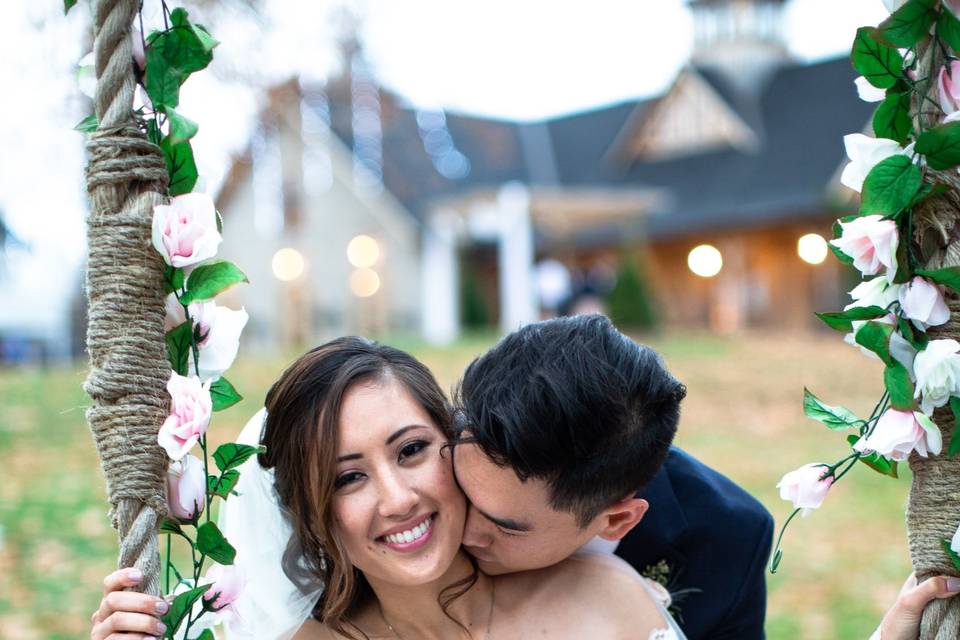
[398, 440, 428, 461]
[334, 471, 364, 489]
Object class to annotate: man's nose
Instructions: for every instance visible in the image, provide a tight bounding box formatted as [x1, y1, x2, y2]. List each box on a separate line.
[377, 471, 419, 519]
[461, 505, 493, 549]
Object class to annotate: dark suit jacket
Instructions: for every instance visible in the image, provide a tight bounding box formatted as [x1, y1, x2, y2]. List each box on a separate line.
[615, 447, 774, 640]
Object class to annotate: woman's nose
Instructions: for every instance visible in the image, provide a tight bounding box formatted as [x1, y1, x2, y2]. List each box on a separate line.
[376, 471, 419, 518]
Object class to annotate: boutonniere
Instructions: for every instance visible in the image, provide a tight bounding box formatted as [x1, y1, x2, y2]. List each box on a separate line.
[640, 559, 701, 623]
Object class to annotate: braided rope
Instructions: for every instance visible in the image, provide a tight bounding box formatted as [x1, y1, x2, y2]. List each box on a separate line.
[84, 0, 170, 597]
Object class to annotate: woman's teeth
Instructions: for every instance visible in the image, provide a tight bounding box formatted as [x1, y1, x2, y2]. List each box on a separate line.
[383, 516, 432, 544]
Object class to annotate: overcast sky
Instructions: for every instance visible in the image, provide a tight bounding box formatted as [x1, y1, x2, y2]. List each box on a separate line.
[0, 0, 889, 334]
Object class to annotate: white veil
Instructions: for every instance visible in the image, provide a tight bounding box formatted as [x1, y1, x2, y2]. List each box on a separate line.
[219, 408, 324, 639]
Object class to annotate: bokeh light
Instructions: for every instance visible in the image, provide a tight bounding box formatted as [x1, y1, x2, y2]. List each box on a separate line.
[687, 244, 723, 278]
[272, 248, 305, 281]
[347, 234, 381, 268]
[350, 268, 381, 297]
[797, 233, 828, 265]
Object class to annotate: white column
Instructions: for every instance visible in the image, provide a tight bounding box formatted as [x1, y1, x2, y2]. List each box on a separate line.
[421, 212, 459, 345]
[497, 182, 537, 333]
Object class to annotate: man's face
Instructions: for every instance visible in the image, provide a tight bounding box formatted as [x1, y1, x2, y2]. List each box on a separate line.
[451, 441, 601, 575]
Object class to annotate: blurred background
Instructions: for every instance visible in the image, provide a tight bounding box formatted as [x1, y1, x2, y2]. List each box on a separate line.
[0, 0, 911, 638]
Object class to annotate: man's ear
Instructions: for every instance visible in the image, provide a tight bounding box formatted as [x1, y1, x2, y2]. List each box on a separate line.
[595, 498, 648, 541]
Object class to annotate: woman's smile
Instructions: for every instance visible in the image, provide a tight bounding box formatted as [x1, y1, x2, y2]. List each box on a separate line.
[377, 512, 436, 551]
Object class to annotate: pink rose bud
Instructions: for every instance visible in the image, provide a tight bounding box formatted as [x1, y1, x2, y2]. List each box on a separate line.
[777, 463, 833, 516]
[940, 60, 960, 117]
[854, 409, 942, 462]
[166, 454, 206, 521]
[158, 372, 212, 460]
[899, 277, 950, 329]
[829, 215, 898, 281]
[131, 28, 145, 71]
[151, 193, 222, 268]
[203, 563, 245, 610]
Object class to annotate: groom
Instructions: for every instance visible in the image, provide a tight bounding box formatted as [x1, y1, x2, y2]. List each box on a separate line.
[451, 314, 773, 640]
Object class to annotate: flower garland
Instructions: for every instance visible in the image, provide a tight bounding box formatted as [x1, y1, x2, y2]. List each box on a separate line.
[75, 2, 253, 637]
[773, 0, 960, 576]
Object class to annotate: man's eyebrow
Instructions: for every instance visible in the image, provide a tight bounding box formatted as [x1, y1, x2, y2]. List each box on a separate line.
[336, 453, 362, 463]
[476, 508, 531, 532]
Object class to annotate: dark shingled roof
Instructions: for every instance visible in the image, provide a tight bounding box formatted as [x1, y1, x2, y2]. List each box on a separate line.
[322, 55, 873, 240]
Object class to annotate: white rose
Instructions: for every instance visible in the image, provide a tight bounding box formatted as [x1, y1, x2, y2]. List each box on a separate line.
[913, 339, 960, 414]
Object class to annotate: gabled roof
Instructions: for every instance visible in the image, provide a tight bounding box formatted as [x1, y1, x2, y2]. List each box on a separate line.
[317, 54, 872, 238]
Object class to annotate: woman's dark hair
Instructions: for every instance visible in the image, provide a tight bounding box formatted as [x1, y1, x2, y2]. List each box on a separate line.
[258, 336, 476, 639]
[455, 314, 686, 527]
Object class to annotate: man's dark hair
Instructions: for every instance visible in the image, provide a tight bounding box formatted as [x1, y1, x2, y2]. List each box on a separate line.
[454, 314, 686, 527]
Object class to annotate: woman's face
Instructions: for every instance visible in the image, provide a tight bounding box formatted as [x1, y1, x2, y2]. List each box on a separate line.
[331, 375, 466, 588]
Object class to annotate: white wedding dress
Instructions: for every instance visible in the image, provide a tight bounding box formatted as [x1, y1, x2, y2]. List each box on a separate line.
[221, 410, 688, 639]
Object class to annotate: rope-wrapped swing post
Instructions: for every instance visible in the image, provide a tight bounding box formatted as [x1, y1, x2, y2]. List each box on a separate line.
[84, 0, 171, 596]
[908, 31, 960, 640]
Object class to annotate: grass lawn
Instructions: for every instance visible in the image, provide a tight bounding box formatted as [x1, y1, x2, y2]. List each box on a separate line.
[0, 331, 911, 638]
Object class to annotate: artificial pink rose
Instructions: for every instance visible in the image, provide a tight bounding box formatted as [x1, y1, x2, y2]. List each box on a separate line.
[939, 60, 960, 117]
[777, 463, 833, 517]
[913, 339, 960, 414]
[189, 301, 249, 382]
[158, 372, 212, 460]
[163, 295, 249, 382]
[899, 277, 950, 329]
[131, 28, 145, 71]
[840, 134, 905, 193]
[151, 193, 222, 268]
[830, 215, 898, 280]
[853, 409, 942, 461]
[166, 454, 206, 521]
[203, 563, 245, 610]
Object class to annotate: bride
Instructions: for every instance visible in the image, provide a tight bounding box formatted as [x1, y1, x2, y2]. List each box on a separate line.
[91, 337, 683, 639]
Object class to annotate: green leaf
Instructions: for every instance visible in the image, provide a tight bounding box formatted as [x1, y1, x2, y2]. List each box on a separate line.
[163, 265, 185, 295]
[915, 266, 960, 294]
[208, 469, 240, 499]
[942, 539, 960, 572]
[163, 107, 199, 146]
[940, 6, 960, 50]
[916, 121, 960, 170]
[171, 8, 220, 53]
[160, 518, 183, 535]
[74, 114, 98, 134]
[181, 260, 249, 304]
[892, 211, 914, 284]
[851, 27, 904, 89]
[145, 42, 186, 110]
[847, 435, 899, 478]
[861, 155, 923, 216]
[161, 584, 210, 636]
[879, 0, 938, 48]
[213, 443, 260, 473]
[64, 0, 77, 14]
[815, 306, 888, 332]
[210, 377, 243, 412]
[160, 9, 214, 73]
[160, 137, 198, 196]
[884, 361, 916, 410]
[949, 397, 960, 456]
[897, 315, 929, 350]
[196, 522, 236, 565]
[803, 388, 862, 430]
[196, 630, 215, 640]
[854, 321, 895, 365]
[828, 242, 855, 266]
[872, 92, 912, 144]
[165, 321, 193, 376]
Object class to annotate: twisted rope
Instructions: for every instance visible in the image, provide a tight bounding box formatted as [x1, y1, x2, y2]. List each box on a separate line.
[84, 0, 171, 597]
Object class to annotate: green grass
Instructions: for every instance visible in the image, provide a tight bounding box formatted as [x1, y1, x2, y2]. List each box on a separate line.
[0, 332, 914, 638]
